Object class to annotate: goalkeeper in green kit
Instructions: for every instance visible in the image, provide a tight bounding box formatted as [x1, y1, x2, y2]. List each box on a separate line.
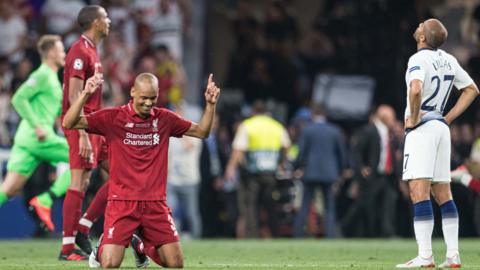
[0, 35, 71, 232]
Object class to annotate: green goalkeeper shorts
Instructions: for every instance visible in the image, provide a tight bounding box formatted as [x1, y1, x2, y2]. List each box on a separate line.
[7, 133, 69, 177]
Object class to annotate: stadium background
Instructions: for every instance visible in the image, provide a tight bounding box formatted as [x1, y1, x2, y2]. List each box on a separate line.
[0, 0, 480, 241]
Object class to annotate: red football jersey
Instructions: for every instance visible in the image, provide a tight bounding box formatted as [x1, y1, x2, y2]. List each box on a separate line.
[85, 101, 192, 200]
[62, 35, 103, 116]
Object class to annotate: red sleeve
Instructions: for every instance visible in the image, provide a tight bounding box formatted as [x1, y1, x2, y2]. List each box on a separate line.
[163, 109, 192, 138]
[85, 108, 116, 136]
[66, 46, 89, 80]
[468, 179, 480, 194]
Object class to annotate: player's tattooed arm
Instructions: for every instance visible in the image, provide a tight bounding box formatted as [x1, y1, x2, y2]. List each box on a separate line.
[63, 75, 103, 130]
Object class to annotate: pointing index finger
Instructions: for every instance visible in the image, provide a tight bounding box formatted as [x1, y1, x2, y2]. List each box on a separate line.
[94, 63, 101, 74]
[208, 73, 213, 85]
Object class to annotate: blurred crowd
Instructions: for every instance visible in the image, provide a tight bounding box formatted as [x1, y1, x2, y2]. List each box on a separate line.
[2, 0, 480, 239]
[212, 0, 480, 238]
[0, 0, 192, 147]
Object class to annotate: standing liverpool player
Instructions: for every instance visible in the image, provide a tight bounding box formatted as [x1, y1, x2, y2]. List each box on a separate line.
[63, 73, 220, 268]
[59, 5, 111, 261]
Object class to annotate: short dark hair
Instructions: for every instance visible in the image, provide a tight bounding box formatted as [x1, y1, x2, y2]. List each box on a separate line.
[312, 103, 326, 116]
[252, 100, 267, 114]
[155, 44, 169, 53]
[37, 35, 61, 58]
[77, 5, 102, 32]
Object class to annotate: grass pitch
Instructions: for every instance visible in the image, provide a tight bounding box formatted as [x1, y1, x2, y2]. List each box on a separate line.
[0, 239, 479, 269]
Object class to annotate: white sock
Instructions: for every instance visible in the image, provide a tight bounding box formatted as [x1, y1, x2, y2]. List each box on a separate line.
[442, 217, 459, 258]
[414, 219, 434, 258]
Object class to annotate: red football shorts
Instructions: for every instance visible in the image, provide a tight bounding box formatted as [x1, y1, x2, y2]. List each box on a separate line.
[64, 129, 108, 169]
[102, 200, 180, 247]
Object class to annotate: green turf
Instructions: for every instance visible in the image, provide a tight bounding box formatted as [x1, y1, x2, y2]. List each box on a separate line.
[0, 239, 479, 269]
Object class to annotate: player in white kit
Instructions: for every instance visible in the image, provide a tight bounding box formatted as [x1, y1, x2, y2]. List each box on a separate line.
[397, 19, 479, 268]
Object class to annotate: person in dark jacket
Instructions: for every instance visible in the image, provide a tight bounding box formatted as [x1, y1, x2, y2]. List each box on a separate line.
[293, 104, 346, 238]
[341, 104, 399, 237]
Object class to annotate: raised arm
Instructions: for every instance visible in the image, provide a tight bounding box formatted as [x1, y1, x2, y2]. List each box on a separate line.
[63, 75, 103, 130]
[184, 74, 221, 139]
[444, 83, 479, 124]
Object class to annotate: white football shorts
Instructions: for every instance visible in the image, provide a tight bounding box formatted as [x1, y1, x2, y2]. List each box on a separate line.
[402, 120, 451, 182]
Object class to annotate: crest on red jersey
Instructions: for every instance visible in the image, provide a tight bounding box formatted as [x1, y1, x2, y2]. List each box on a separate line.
[152, 118, 158, 132]
[73, 59, 83, 70]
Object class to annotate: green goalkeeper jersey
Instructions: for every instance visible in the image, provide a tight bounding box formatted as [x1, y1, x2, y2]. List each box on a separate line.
[11, 63, 63, 145]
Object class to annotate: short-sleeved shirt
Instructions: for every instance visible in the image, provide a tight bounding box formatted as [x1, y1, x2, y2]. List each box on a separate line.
[62, 35, 103, 117]
[404, 48, 474, 120]
[232, 115, 291, 174]
[233, 122, 291, 151]
[85, 102, 192, 201]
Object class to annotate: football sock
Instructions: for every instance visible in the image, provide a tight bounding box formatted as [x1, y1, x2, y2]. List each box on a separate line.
[440, 200, 459, 258]
[98, 240, 104, 264]
[0, 191, 7, 206]
[413, 200, 434, 258]
[37, 169, 72, 208]
[36, 192, 53, 208]
[61, 189, 84, 254]
[142, 238, 165, 266]
[78, 182, 109, 235]
[145, 245, 164, 266]
[50, 169, 71, 197]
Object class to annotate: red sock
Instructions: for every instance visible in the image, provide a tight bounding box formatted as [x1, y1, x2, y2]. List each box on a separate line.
[98, 242, 104, 264]
[78, 182, 109, 235]
[144, 243, 164, 266]
[61, 189, 84, 254]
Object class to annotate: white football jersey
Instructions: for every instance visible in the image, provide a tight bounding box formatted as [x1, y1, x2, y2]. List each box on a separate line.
[404, 48, 474, 120]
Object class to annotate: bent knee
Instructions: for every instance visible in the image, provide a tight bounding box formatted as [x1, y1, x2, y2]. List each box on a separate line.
[101, 255, 122, 268]
[164, 254, 184, 268]
[165, 261, 184, 268]
[101, 259, 122, 268]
